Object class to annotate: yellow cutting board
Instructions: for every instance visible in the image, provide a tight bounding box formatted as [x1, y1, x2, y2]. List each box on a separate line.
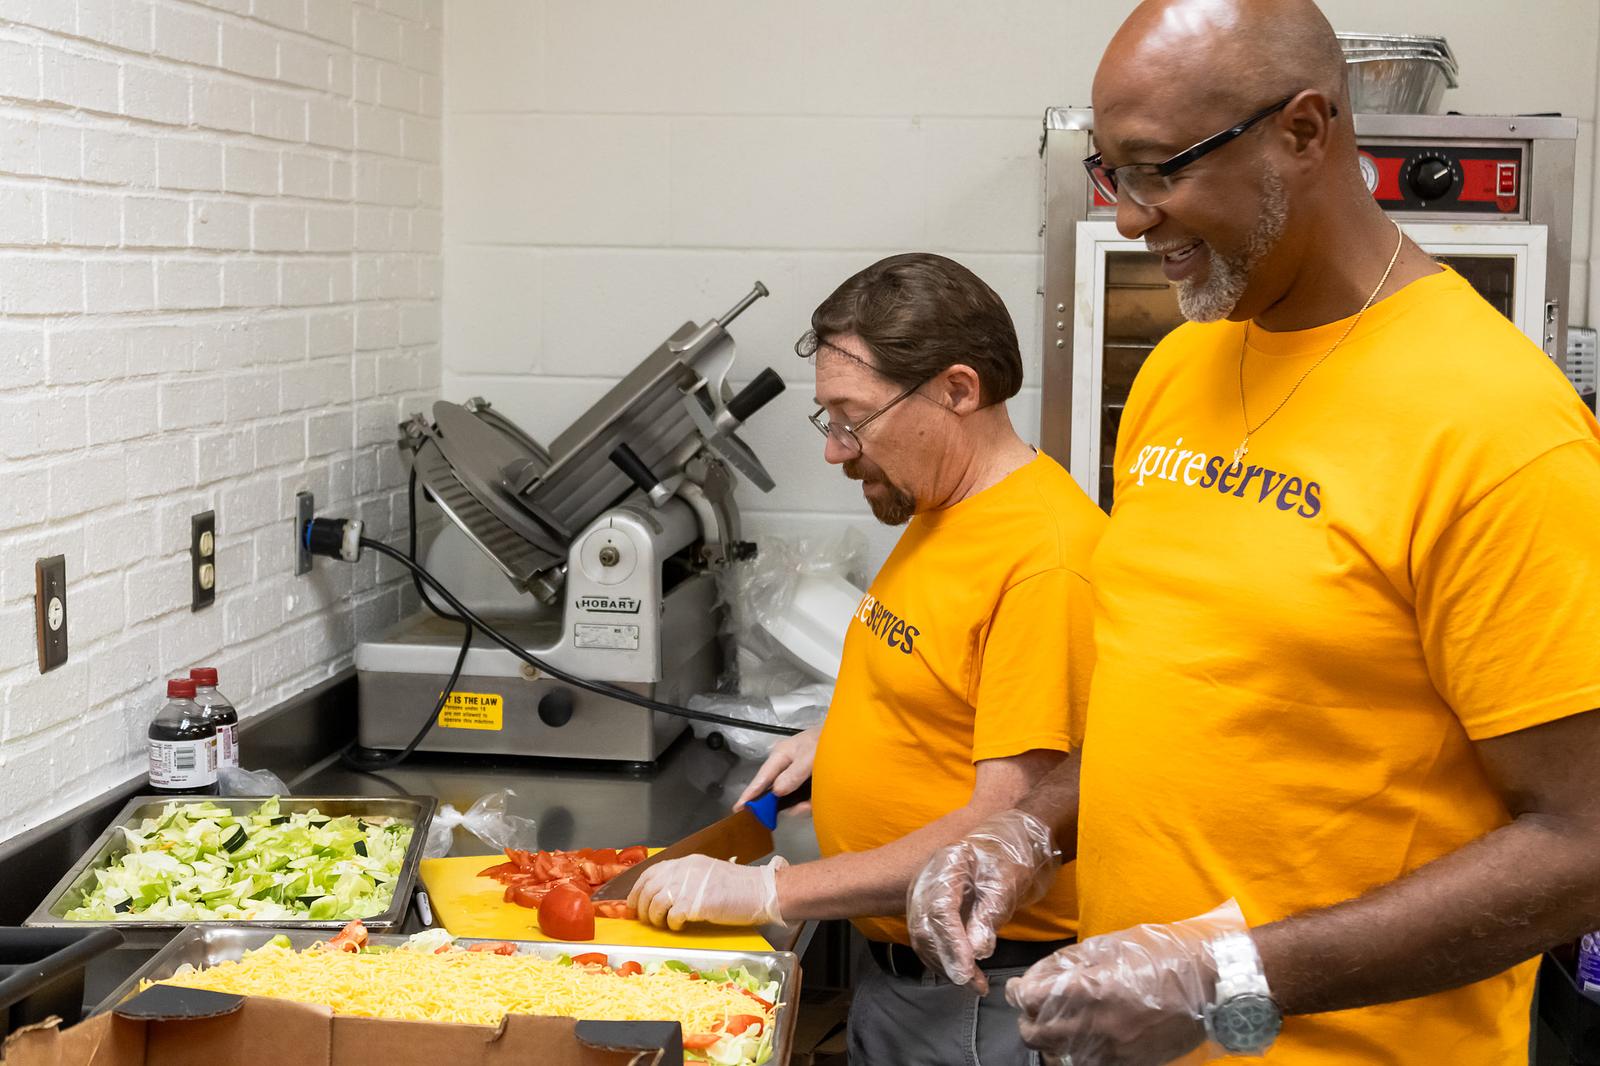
[418, 854, 773, 951]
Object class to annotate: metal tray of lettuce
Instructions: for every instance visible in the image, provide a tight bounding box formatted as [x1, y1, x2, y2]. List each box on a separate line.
[95, 926, 800, 1065]
[23, 796, 436, 948]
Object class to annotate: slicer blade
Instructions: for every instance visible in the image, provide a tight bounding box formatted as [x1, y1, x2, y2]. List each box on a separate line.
[412, 438, 561, 595]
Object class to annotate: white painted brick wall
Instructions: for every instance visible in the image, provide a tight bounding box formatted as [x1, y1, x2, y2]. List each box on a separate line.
[441, 0, 1600, 574]
[0, 0, 444, 843]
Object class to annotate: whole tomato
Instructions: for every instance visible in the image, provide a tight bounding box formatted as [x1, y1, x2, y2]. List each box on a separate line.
[537, 882, 596, 941]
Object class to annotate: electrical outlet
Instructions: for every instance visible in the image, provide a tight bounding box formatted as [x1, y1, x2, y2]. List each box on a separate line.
[191, 510, 216, 611]
[295, 491, 314, 575]
[34, 555, 67, 673]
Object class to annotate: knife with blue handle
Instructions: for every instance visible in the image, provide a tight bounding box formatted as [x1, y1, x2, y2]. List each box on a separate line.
[591, 784, 810, 902]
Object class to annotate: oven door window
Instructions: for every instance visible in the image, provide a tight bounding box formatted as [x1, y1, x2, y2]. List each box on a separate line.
[1098, 251, 1183, 510]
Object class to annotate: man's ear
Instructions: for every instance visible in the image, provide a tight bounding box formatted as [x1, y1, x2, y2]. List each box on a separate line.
[1277, 89, 1336, 174]
[938, 364, 985, 415]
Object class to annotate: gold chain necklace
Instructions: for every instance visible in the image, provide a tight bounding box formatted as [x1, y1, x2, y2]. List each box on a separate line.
[1230, 221, 1405, 473]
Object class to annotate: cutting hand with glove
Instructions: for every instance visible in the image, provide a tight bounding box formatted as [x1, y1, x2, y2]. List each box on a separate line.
[632, 253, 1107, 1066]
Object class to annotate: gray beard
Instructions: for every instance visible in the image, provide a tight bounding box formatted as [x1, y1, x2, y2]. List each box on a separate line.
[845, 459, 918, 526]
[867, 482, 917, 526]
[1175, 169, 1289, 323]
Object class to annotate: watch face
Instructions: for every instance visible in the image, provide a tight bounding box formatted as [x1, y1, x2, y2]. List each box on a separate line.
[1212, 993, 1282, 1053]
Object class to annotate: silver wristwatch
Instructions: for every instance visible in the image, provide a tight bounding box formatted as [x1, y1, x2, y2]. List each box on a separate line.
[1204, 932, 1282, 1054]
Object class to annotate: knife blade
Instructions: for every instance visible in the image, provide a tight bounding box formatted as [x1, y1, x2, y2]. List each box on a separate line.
[592, 808, 773, 901]
[592, 785, 807, 902]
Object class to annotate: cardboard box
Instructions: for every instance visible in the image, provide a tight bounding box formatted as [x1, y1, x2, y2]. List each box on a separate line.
[3, 986, 681, 1066]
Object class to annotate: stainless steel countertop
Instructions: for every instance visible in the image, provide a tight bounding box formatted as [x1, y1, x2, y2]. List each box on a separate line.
[293, 735, 821, 865]
[294, 733, 821, 952]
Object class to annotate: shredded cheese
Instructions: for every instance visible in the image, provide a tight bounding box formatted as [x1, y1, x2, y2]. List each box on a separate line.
[147, 946, 778, 1039]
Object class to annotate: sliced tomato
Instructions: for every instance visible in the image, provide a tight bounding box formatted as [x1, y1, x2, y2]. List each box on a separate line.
[682, 1033, 720, 1050]
[509, 884, 546, 909]
[489, 846, 655, 908]
[327, 919, 368, 952]
[478, 860, 521, 879]
[467, 942, 518, 955]
[537, 883, 596, 941]
[739, 987, 775, 1011]
[571, 952, 609, 967]
[592, 899, 635, 920]
[722, 1015, 763, 1036]
[615, 960, 643, 977]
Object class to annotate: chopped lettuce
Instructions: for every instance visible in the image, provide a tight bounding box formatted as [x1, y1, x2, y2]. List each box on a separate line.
[63, 798, 412, 923]
[401, 928, 456, 954]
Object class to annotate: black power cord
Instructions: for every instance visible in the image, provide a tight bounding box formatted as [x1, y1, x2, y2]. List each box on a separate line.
[356, 538, 802, 736]
[340, 470, 475, 772]
[340, 623, 472, 772]
[304, 512, 803, 741]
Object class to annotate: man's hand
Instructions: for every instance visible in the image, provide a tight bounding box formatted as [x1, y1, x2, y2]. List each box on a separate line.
[734, 727, 821, 814]
[1006, 901, 1250, 1066]
[629, 855, 787, 930]
[906, 809, 1059, 994]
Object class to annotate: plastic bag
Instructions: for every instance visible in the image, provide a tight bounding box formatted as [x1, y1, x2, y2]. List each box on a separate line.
[687, 684, 831, 761]
[217, 766, 291, 797]
[422, 788, 540, 859]
[689, 530, 867, 758]
[722, 528, 869, 665]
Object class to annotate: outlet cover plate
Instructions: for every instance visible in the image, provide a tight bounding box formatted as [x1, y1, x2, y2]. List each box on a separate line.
[35, 555, 67, 672]
[295, 492, 314, 575]
[191, 510, 216, 611]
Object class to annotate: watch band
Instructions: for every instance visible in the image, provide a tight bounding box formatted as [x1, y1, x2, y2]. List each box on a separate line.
[1210, 931, 1270, 999]
[1206, 931, 1281, 1054]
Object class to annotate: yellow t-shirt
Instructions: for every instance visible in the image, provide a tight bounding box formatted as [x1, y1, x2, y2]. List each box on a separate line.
[811, 452, 1105, 944]
[1081, 267, 1600, 1063]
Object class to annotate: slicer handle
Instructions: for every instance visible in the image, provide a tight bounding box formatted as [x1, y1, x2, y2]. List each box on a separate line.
[610, 443, 673, 507]
[716, 281, 769, 327]
[727, 368, 786, 423]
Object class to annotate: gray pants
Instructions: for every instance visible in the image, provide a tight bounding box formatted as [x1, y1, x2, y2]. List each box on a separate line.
[847, 963, 1043, 1066]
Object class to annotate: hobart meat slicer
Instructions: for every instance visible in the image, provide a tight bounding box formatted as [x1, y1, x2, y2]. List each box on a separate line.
[353, 282, 786, 764]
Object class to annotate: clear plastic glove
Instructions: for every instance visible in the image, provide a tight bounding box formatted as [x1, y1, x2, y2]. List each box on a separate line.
[422, 789, 540, 859]
[733, 726, 821, 813]
[1005, 899, 1252, 1066]
[628, 854, 788, 930]
[907, 809, 1059, 994]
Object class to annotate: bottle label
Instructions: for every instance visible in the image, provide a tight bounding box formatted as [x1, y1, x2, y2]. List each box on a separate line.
[216, 724, 239, 769]
[149, 737, 217, 788]
[1580, 933, 1600, 994]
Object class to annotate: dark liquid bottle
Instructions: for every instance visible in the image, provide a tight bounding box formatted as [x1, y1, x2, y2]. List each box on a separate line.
[190, 667, 240, 770]
[148, 678, 218, 796]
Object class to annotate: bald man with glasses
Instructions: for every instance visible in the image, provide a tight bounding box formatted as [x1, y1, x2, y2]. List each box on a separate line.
[906, 1, 1600, 1063]
[630, 252, 1107, 1065]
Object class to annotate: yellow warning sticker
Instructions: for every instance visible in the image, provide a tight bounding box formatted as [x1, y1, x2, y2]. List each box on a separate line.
[437, 692, 503, 731]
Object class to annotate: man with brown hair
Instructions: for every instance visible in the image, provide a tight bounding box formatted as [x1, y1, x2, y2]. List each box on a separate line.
[631, 252, 1107, 1064]
[907, 1, 1600, 1063]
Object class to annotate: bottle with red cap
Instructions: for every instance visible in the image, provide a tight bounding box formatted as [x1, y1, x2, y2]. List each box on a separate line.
[190, 667, 240, 771]
[147, 678, 218, 795]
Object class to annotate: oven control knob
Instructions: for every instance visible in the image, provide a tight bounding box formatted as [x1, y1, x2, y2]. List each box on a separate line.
[1408, 157, 1455, 201]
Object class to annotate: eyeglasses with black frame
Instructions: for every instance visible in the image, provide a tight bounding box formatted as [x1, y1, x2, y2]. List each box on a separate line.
[1082, 92, 1337, 208]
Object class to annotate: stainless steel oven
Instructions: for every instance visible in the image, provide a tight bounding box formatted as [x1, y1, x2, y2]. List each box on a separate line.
[1039, 111, 1580, 510]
